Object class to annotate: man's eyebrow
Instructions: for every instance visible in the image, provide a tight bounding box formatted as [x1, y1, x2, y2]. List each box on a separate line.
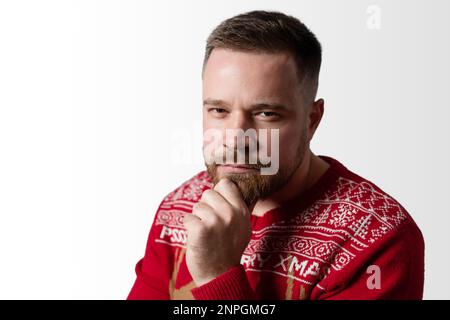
[250, 102, 289, 111]
[203, 98, 228, 107]
[203, 99, 288, 110]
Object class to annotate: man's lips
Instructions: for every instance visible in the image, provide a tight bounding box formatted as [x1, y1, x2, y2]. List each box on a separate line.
[217, 164, 259, 174]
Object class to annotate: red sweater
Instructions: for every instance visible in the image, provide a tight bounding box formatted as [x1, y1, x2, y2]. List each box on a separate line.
[127, 156, 425, 300]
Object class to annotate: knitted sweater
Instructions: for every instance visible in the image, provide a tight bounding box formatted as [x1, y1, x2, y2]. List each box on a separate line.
[127, 156, 425, 300]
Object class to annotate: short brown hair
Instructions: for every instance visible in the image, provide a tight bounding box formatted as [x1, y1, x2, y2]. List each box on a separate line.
[203, 10, 322, 101]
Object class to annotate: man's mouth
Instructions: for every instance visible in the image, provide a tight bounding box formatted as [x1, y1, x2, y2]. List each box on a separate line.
[217, 164, 259, 174]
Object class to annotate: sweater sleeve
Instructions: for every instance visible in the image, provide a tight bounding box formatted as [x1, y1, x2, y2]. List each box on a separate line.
[191, 264, 257, 300]
[316, 220, 425, 300]
[127, 206, 172, 300]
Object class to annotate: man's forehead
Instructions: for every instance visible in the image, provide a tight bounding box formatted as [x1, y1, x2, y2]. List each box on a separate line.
[202, 49, 301, 106]
[204, 48, 297, 76]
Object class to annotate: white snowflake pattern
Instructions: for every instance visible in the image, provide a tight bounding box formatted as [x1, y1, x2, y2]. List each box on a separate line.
[349, 215, 373, 239]
[329, 204, 357, 228]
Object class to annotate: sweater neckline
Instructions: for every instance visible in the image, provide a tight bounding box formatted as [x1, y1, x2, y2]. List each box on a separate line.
[250, 155, 344, 229]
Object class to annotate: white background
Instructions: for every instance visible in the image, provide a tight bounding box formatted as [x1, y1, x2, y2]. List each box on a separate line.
[0, 0, 449, 299]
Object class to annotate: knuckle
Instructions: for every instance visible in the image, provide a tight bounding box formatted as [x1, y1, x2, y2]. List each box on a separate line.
[224, 206, 235, 220]
[220, 207, 235, 225]
[192, 201, 207, 213]
[218, 178, 232, 189]
[222, 213, 233, 225]
[223, 177, 237, 189]
[221, 177, 232, 185]
[207, 216, 219, 228]
[190, 220, 206, 234]
[201, 189, 214, 201]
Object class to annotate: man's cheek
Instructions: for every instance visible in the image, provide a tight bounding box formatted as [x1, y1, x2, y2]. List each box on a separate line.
[278, 145, 290, 160]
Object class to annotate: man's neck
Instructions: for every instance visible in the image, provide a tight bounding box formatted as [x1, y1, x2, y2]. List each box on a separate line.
[251, 151, 330, 217]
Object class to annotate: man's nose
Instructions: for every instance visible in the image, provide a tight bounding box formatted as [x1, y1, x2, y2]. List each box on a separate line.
[229, 110, 253, 129]
[224, 112, 254, 147]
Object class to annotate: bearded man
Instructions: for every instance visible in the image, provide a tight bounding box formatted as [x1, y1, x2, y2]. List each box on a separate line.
[128, 10, 424, 300]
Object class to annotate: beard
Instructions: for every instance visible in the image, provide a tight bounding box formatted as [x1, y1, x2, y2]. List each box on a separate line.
[205, 128, 308, 208]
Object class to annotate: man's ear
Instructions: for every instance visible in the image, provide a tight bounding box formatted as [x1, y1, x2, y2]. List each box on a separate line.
[307, 98, 324, 141]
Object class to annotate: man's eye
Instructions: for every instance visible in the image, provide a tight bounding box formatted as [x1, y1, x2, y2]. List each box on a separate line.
[256, 111, 280, 119]
[209, 108, 227, 115]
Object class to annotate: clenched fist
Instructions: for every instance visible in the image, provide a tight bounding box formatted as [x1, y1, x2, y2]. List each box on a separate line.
[183, 178, 252, 287]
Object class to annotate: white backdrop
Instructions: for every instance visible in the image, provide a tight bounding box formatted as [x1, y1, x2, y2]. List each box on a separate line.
[0, 0, 449, 299]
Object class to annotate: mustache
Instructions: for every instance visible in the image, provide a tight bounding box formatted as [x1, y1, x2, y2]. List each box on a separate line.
[208, 146, 271, 168]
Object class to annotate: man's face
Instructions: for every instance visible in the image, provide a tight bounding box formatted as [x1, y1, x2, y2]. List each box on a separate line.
[202, 48, 309, 207]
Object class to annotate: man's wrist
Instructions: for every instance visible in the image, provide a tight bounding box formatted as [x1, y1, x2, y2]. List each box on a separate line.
[192, 265, 235, 287]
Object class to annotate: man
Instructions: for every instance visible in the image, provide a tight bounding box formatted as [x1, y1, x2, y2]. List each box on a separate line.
[128, 10, 424, 300]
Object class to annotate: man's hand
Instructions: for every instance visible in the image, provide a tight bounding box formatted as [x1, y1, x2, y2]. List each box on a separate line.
[183, 178, 252, 287]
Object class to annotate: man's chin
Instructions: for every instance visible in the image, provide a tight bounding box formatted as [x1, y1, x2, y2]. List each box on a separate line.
[206, 163, 280, 207]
